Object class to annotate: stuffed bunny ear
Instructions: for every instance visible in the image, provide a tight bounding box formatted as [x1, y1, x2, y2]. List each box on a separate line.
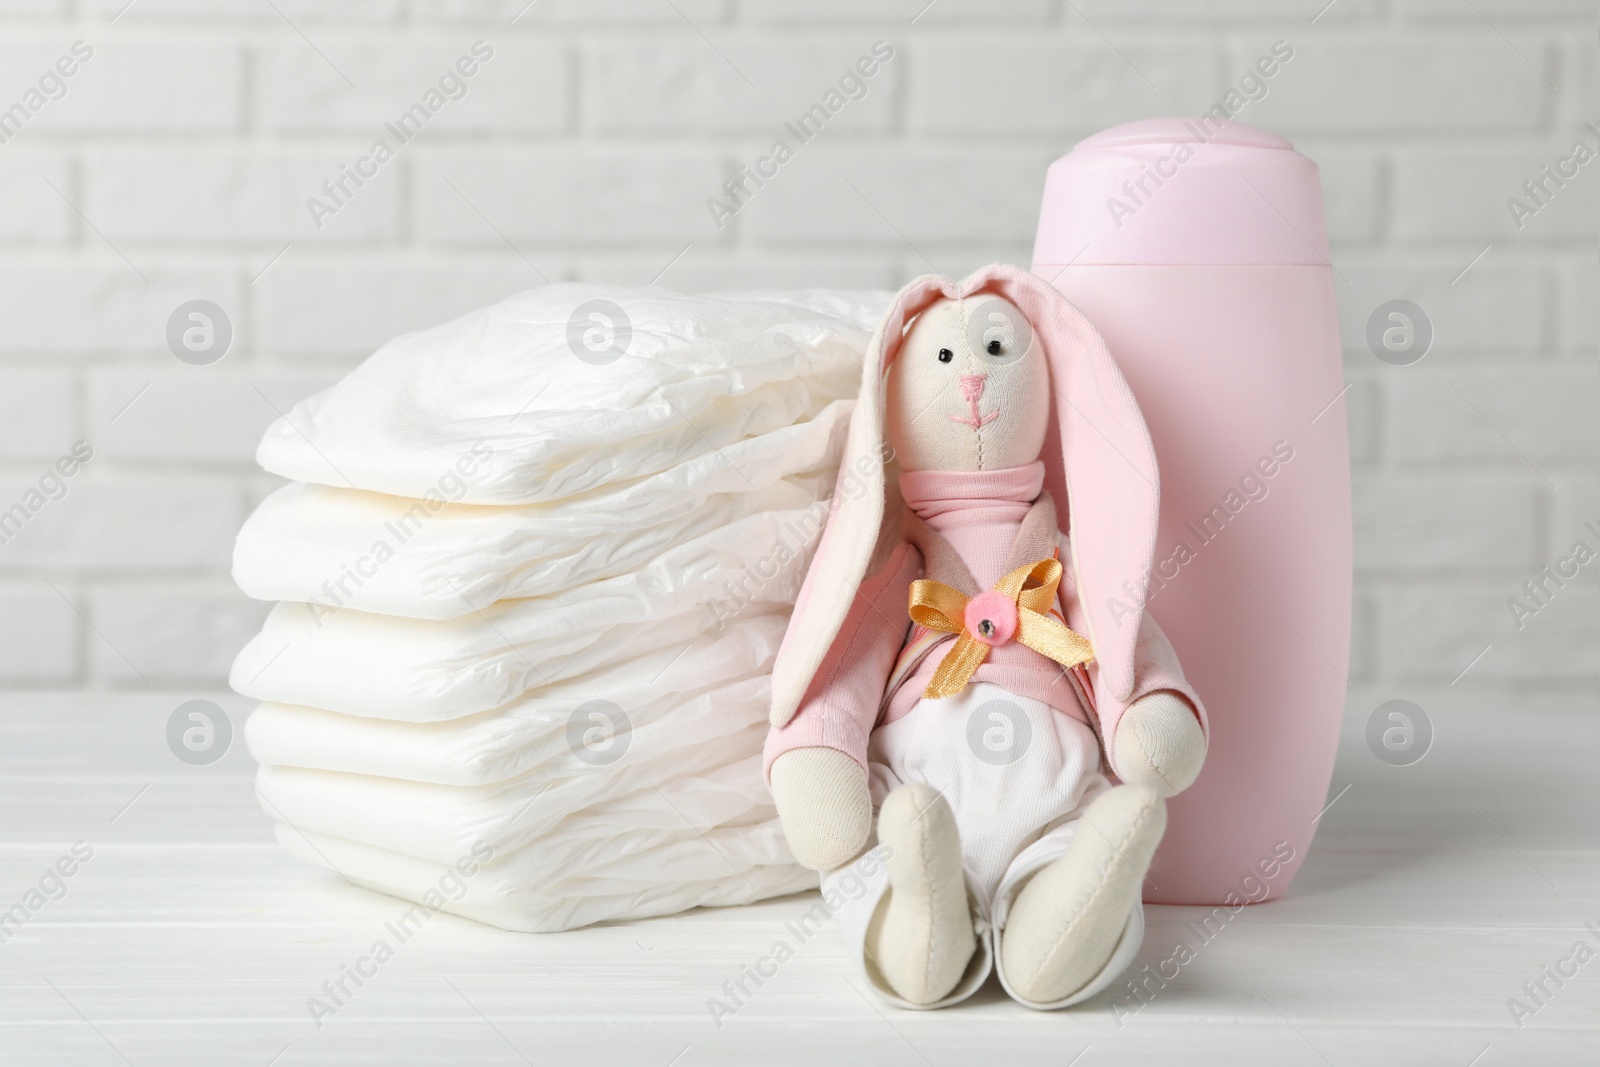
[985, 265, 1160, 703]
[769, 273, 955, 728]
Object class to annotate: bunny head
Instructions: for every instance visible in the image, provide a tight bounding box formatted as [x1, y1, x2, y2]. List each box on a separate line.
[885, 295, 1051, 474]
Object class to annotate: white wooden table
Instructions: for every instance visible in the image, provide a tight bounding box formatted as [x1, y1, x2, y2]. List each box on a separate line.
[1, 690, 1595, 1066]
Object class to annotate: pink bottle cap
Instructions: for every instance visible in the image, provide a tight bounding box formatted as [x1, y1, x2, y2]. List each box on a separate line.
[1033, 117, 1329, 267]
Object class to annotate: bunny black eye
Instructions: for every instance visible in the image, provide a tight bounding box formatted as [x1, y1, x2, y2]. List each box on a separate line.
[986, 339, 1003, 355]
[937, 348, 954, 363]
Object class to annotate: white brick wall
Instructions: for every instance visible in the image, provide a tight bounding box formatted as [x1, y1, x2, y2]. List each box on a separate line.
[0, 0, 1591, 703]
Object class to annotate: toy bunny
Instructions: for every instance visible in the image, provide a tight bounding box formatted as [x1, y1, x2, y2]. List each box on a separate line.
[764, 264, 1208, 1010]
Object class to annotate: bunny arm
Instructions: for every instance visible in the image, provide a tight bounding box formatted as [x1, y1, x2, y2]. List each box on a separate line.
[764, 543, 921, 870]
[764, 542, 923, 783]
[1092, 613, 1208, 793]
[1044, 526, 1208, 790]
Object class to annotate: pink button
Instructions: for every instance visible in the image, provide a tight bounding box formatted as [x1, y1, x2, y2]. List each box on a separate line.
[964, 591, 1017, 647]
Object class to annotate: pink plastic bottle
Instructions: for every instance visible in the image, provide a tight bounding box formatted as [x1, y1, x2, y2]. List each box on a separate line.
[1032, 118, 1351, 904]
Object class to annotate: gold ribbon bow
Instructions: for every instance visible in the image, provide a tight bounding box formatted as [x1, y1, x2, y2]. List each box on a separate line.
[908, 557, 1094, 699]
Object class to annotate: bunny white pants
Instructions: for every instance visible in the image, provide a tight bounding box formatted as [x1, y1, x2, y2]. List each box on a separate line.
[823, 681, 1144, 1010]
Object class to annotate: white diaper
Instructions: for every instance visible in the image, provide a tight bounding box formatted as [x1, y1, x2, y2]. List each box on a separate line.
[253, 283, 887, 503]
[824, 681, 1144, 1010]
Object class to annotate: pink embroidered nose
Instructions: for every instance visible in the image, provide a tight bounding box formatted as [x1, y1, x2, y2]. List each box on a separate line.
[964, 590, 1017, 647]
[950, 372, 999, 430]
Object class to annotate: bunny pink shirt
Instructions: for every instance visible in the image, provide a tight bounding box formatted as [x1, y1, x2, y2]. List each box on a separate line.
[763, 462, 1201, 781]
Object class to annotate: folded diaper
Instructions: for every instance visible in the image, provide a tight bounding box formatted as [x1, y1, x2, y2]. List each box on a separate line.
[255, 729, 771, 862]
[254, 285, 878, 504]
[234, 282, 891, 933]
[273, 819, 814, 933]
[232, 505, 815, 720]
[243, 616, 787, 784]
[258, 747, 813, 931]
[234, 401, 849, 619]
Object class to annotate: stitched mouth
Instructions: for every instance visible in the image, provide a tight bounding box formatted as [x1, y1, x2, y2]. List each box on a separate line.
[949, 372, 997, 429]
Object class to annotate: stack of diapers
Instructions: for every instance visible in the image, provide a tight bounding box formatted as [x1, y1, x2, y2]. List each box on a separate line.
[229, 284, 890, 931]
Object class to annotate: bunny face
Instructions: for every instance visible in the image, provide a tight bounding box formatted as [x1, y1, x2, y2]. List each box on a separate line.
[885, 295, 1051, 473]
